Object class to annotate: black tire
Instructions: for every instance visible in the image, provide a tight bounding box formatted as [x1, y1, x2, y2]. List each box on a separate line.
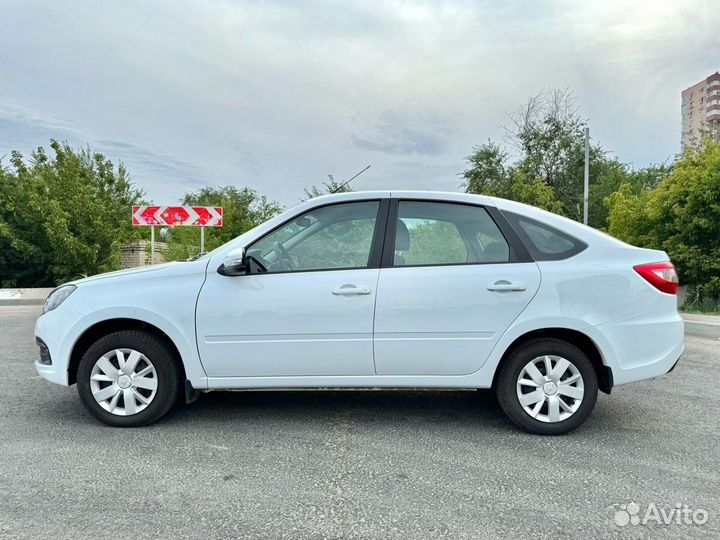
[77, 330, 182, 427]
[495, 338, 598, 435]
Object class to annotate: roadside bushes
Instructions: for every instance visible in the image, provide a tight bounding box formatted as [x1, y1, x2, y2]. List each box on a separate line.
[0, 141, 143, 287]
[607, 141, 720, 311]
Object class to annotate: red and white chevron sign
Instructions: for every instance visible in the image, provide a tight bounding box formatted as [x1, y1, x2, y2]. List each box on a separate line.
[132, 206, 224, 227]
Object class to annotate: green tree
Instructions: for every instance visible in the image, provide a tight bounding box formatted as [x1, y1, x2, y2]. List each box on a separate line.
[164, 186, 282, 260]
[303, 178, 353, 200]
[607, 140, 720, 302]
[505, 170, 565, 214]
[589, 162, 671, 229]
[462, 89, 640, 226]
[509, 89, 591, 212]
[462, 141, 510, 197]
[0, 140, 144, 287]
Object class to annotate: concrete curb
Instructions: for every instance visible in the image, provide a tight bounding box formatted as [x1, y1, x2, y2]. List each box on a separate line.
[0, 288, 52, 306]
[682, 313, 720, 339]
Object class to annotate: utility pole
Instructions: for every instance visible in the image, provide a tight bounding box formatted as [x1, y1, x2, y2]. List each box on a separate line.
[583, 126, 590, 226]
[150, 226, 155, 265]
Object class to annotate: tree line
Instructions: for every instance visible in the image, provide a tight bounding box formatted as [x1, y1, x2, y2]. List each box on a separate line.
[0, 145, 344, 287]
[461, 89, 719, 310]
[1, 92, 718, 310]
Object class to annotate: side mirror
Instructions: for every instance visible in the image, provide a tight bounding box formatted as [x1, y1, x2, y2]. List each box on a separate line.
[218, 247, 247, 276]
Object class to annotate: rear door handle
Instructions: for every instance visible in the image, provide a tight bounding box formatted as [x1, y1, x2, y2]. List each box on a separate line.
[332, 285, 371, 296]
[487, 281, 527, 292]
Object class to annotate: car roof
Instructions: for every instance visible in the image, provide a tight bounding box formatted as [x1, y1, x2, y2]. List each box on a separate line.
[306, 190, 498, 206]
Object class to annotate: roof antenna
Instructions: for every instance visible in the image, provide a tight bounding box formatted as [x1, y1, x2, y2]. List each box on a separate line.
[330, 164, 371, 193]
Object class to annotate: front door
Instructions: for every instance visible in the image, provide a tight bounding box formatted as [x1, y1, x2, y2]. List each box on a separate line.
[196, 200, 386, 377]
[373, 200, 541, 375]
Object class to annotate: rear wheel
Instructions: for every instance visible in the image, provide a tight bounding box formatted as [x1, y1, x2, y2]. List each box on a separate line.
[495, 338, 598, 435]
[77, 330, 181, 427]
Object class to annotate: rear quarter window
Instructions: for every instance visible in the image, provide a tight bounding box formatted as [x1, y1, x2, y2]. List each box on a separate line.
[502, 211, 587, 261]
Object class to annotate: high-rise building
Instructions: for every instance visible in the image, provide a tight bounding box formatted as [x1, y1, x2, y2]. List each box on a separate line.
[681, 72, 720, 149]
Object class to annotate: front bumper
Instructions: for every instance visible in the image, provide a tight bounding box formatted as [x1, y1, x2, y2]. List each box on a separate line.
[34, 304, 85, 386]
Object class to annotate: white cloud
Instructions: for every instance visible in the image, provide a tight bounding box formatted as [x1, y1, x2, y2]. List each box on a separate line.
[1, 0, 718, 205]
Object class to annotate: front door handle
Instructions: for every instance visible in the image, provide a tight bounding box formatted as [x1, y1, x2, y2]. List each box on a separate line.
[487, 281, 527, 292]
[332, 285, 371, 296]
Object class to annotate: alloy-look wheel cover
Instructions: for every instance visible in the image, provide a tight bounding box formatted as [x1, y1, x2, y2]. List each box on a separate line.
[516, 355, 584, 423]
[89, 348, 158, 416]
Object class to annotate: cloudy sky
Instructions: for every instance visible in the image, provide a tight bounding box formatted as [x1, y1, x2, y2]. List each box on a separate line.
[1, 0, 718, 206]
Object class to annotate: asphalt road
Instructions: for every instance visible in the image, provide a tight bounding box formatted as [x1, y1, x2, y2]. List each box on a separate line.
[1, 306, 718, 539]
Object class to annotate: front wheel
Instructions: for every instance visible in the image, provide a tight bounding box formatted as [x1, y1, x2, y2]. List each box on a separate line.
[77, 330, 181, 427]
[495, 338, 598, 435]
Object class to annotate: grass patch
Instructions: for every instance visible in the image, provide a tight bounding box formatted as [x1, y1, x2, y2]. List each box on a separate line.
[680, 297, 720, 316]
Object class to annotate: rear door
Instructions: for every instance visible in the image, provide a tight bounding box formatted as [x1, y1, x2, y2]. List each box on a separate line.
[373, 199, 541, 375]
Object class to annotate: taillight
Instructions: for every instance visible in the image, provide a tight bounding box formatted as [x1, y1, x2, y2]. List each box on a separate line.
[633, 261, 679, 294]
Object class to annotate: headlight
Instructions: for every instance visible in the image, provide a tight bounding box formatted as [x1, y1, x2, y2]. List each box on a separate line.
[43, 285, 77, 314]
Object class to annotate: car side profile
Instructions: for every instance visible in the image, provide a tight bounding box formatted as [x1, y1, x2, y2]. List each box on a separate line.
[34, 191, 684, 434]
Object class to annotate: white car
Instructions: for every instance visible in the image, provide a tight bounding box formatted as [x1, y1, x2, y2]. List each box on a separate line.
[34, 191, 683, 434]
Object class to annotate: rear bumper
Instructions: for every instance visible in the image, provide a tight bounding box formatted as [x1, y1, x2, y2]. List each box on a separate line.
[666, 354, 682, 374]
[591, 307, 684, 386]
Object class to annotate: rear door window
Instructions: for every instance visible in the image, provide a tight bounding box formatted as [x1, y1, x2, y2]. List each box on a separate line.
[392, 201, 512, 266]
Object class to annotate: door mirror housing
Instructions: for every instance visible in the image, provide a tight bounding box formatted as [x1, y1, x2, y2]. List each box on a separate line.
[218, 247, 247, 276]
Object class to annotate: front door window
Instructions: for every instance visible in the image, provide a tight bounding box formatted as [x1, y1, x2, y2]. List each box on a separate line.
[247, 201, 381, 273]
